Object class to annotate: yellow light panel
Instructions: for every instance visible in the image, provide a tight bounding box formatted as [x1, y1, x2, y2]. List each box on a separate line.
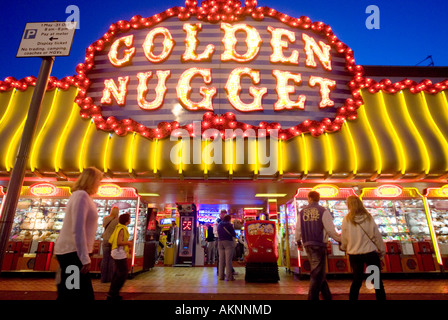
[398, 91, 430, 174]
[30, 89, 59, 172]
[378, 91, 406, 174]
[357, 103, 382, 175]
[55, 93, 79, 172]
[343, 120, 358, 175]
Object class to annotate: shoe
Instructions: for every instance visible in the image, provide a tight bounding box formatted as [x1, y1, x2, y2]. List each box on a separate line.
[227, 277, 235, 281]
[219, 277, 225, 280]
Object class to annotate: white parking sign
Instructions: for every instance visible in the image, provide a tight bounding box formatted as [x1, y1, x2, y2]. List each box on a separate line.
[17, 22, 76, 58]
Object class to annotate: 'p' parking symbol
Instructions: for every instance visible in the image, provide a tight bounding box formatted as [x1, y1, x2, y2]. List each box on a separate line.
[24, 29, 37, 39]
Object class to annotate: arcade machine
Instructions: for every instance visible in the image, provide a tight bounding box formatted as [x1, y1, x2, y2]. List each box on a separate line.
[244, 220, 279, 282]
[4, 183, 71, 272]
[360, 184, 439, 273]
[423, 185, 447, 270]
[174, 203, 198, 266]
[92, 184, 147, 275]
[278, 204, 288, 268]
[292, 185, 356, 274]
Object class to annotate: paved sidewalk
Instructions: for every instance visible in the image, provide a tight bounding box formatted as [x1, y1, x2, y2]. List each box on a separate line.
[0, 266, 447, 300]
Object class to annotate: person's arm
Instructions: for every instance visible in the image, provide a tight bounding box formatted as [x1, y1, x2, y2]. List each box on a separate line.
[322, 209, 341, 243]
[340, 218, 348, 251]
[372, 220, 386, 258]
[71, 192, 91, 272]
[294, 213, 302, 243]
[117, 229, 132, 247]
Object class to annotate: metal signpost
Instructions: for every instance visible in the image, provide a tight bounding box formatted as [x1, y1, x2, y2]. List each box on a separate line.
[0, 22, 76, 273]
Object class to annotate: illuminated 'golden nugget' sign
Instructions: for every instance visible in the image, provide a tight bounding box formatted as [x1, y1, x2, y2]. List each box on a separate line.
[75, 0, 365, 140]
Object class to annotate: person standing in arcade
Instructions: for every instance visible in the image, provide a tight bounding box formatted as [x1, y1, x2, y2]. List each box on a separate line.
[54, 167, 103, 301]
[107, 213, 132, 301]
[217, 214, 237, 281]
[213, 210, 227, 273]
[101, 206, 119, 283]
[341, 195, 386, 300]
[295, 191, 341, 300]
[205, 223, 216, 265]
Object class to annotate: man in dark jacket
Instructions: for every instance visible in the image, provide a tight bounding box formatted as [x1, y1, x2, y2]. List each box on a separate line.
[295, 191, 341, 300]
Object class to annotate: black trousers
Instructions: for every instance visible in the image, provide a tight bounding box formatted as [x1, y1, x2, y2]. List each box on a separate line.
[56, 252, 94, 301]
[348, 251, 386, 300]
[108, 258, 128, 299]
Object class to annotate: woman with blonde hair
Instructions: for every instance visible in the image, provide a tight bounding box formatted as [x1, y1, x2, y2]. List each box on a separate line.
[341, 195, 386, 300]
[54, 167, 103, 300]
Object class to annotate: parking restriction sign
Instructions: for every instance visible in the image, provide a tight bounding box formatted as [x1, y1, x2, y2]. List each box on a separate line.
[17, 21, 76, 58]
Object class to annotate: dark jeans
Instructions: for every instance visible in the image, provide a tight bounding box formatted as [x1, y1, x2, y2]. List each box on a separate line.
[108, 258, 128, 299]
[348, 251, 386, 300]
[56, 252, 94, 301]
[305, 245, 332, 300]
[101, 243, 114, 283]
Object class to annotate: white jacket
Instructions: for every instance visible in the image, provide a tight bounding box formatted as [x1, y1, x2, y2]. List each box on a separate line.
[54, 190, 98, 265]
[340, 214, 385, 257]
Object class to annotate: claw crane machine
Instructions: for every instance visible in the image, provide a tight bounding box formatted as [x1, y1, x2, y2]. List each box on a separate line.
[92, 183, 147, 275]
[3, 183, 71, 272]
[288, 184, 357, 274]
[360, 184, 441, 273]
[423, 185, 448, 270]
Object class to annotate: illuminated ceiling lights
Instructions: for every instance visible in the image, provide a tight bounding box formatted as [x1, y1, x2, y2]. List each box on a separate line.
[255, 193, 286, 197]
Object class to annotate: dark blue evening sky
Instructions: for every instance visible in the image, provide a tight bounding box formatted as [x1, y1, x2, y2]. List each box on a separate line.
[1, 0, 447, 80]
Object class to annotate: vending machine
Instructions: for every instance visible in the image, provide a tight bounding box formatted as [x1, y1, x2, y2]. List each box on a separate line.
[284, 200, 299, 272]
[244, 220, 279, 282]
[291, 185, 357, 274]
[360, 184, 439, 273]
[423, 185, 448, 270]
[92, 184, 147, 275]
[174, 203, 197, 266]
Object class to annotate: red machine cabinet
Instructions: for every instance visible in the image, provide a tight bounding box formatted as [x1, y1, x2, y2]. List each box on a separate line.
[413, 241, 436, 272]
[34, 241, 54, 271]
[1, 241, 22, 270]
[384, 242, 402, 272]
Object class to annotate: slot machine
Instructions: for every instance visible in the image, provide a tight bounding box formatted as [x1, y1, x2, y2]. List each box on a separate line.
[175, 203, 197, 266]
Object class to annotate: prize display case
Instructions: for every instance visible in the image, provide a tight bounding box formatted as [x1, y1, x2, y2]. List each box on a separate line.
[360, 184, 440, 273]
[292, 185, 357, 274]
[423, 185, 448, 269]
[92, 184, 147, 274]
[5, 183, 72, 272]
[3, 183, 147, 274]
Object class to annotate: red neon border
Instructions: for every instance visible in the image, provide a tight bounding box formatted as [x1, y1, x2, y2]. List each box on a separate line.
[1, 0, 447, 140]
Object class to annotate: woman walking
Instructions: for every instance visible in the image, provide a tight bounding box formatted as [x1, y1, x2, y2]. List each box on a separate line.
[341, 195, 386, 300]
[54, 167, 103, 301]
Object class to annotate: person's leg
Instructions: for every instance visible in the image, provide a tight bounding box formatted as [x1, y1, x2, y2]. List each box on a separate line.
[305, 245, 327, 300]
[210, 241, 216, 264]
[348, 254, 365, 301]
[108, 258, 128, 299]
[224, 240, 235, 280]
[101, 244, 112, 283]
[365, 251, 386, 300]
[56, 252, 94, 301]
[218, 241, 226, 280]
